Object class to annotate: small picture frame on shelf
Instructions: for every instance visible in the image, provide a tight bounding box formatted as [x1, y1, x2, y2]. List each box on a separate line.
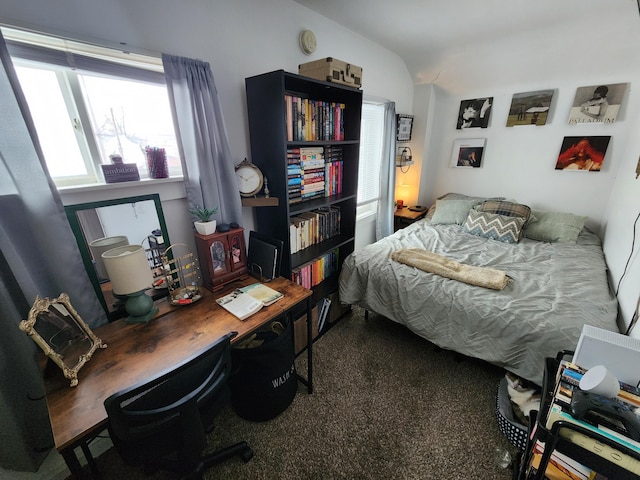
[396, 114, 413, 142]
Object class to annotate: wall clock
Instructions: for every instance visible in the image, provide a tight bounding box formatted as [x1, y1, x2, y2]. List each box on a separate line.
[235, 158, 264, 197]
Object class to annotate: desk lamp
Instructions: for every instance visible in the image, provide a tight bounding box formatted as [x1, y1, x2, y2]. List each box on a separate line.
[102, 244, 158, 324]
[88, 235, 129, 281]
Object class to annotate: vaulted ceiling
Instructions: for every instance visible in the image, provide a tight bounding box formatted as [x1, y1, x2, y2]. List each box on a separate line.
[294, 0, 640, 91]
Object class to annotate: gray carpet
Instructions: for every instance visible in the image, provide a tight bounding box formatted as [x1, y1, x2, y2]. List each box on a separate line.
[85, 307, 518, 479]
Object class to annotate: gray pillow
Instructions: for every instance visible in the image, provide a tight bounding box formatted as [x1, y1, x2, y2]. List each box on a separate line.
[524, 210, 587, 243]
[431, 199, 481, 225]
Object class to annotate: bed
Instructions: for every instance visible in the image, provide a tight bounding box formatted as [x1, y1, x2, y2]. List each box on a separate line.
[338, 194, 619, 385]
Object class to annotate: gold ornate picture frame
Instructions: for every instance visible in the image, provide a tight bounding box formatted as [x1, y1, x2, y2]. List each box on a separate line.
[19, 293, 107, 387]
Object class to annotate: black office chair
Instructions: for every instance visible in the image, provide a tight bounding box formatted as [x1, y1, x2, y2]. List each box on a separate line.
[104, 332, 253, 479]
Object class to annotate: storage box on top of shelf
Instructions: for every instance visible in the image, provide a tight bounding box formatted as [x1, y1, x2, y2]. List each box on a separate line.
[293, 305, 319, 355]
[298, 57, 362, 89]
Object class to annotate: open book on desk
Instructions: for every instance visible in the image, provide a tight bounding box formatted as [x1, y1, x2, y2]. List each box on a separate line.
[216, 283, 284, 320]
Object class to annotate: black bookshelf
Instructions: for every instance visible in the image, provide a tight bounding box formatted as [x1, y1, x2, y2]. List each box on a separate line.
[245, 69, 362, 303]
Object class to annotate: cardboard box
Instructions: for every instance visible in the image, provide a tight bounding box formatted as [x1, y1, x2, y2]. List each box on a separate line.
[293, 305, 319, 355]
[327, 291, 351, 324]
[298, 57, 362, 89]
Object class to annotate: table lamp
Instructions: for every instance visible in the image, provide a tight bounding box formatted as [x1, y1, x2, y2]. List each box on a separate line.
[88, 235, 129, 281]
[102, 244, 158, 324]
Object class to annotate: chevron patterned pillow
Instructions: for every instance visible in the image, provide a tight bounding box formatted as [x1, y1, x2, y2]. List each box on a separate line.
[464, 210, 526, 244]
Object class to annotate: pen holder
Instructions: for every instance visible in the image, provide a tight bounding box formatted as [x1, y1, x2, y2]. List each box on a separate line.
[145, 146, 168, 179]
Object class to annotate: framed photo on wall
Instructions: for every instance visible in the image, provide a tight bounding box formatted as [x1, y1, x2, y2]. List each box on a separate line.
[555, 136, 611, 171]
[506, 90, 554, 127]
[396, 114, 413, 142]
[450, 138, 486, 168]
[456, 98, 493, 129]
[568, 83, 628, 125]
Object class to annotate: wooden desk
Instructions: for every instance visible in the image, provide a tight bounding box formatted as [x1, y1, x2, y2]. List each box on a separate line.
[44, 276, 312, 479]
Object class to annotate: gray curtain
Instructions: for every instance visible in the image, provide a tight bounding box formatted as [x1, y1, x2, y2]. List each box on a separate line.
[0, 32, 107, 471]
[375, 101, 396, 240]
[162, 54, 242, 225]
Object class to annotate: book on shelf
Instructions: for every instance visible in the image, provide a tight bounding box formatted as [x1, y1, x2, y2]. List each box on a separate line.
[216, 283, 284, 320]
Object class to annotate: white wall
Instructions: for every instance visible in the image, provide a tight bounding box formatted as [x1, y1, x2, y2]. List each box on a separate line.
[407, 3, 640, 334]
[1, 0, 413, 244]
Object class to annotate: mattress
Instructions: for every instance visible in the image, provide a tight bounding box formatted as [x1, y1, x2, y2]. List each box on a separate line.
[339, 219, 619, 385]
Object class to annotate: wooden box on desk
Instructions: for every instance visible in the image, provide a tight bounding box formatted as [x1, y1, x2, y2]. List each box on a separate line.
[294, 304, 319, 355]
[194, 227, 248, 292]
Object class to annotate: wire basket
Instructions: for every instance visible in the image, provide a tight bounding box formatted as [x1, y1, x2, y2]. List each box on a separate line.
[496, 377, 528, 451]
[161, 243, 202, 305]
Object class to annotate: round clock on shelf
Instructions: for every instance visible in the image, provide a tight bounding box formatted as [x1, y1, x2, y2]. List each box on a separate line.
[235, 158, 264, 197]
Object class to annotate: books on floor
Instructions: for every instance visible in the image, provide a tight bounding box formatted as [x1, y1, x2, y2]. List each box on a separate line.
[216, 283, 284, 320]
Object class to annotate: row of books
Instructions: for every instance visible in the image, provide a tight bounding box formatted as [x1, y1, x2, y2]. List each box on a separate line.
[287, 146, 343, 205]
[289, 206, 341, 255]
[529, 360, 640, 478]
[291, 249, 338, 290]
[284, 93, 346, 142]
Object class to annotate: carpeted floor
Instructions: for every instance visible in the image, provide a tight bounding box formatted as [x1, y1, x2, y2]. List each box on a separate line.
[82, 307, 518, 479]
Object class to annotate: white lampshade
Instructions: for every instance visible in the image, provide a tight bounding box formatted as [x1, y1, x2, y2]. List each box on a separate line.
[102, 245, 153, 295]
[89, 235, 129, 280]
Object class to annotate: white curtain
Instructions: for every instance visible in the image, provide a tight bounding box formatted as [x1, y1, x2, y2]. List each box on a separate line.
[0, 32, 106, 471]
[375, 101, 396, 240]
[162, 54, 242, 225]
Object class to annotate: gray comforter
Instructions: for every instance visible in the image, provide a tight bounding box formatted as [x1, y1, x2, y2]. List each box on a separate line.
[339, 219, 619, 385]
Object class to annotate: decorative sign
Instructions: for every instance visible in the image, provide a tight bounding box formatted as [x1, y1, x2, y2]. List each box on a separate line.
[101, 163, 140, 183]
[396, 114, 414, 142]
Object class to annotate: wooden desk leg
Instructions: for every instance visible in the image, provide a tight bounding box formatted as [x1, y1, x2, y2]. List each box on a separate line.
[306, 296, 313, 394]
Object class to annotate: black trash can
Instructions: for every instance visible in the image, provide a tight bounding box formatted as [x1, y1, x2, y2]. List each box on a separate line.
[230, 319, 297, 421]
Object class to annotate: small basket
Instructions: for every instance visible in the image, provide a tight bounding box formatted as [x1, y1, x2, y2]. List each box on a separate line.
[496, 377, 528, 451]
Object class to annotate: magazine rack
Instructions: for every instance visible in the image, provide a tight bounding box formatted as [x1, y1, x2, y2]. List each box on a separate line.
[516, 351, 640, 479]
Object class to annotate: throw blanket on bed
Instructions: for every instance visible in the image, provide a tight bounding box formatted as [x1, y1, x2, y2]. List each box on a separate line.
[390, 248, 509, 290]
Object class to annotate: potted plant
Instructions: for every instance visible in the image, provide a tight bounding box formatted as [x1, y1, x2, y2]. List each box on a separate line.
[189, 205, 219, 235]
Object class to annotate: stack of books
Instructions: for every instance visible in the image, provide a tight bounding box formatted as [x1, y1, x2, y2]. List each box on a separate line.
[287, 147, 302, 204]
[323, 146, 343, 197]
[528, 360, 640, 478]
[300, 147, 325, 201]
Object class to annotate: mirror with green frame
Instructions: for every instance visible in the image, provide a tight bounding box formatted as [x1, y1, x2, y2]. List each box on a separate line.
[65, 193, 171, 321]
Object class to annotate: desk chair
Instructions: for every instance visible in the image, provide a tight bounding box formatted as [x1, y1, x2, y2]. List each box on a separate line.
[104, 332, 253, 479]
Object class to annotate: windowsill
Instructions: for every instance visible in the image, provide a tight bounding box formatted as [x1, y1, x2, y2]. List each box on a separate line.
[58, 176, 187, 206]
[58, 176, 184, 194]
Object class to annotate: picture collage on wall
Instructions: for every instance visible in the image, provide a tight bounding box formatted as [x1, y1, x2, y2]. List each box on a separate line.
[451, 82, 627, 171]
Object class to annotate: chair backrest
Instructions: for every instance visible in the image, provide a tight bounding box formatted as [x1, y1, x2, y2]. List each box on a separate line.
[104, 331, 237, 465]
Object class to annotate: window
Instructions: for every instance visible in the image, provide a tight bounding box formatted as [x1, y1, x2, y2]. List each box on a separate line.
[357, 102, 385, 218]
[4, 28, 182, 187]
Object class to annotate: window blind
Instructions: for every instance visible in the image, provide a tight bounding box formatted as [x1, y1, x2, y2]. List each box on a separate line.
[357, 102, 385, 206]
